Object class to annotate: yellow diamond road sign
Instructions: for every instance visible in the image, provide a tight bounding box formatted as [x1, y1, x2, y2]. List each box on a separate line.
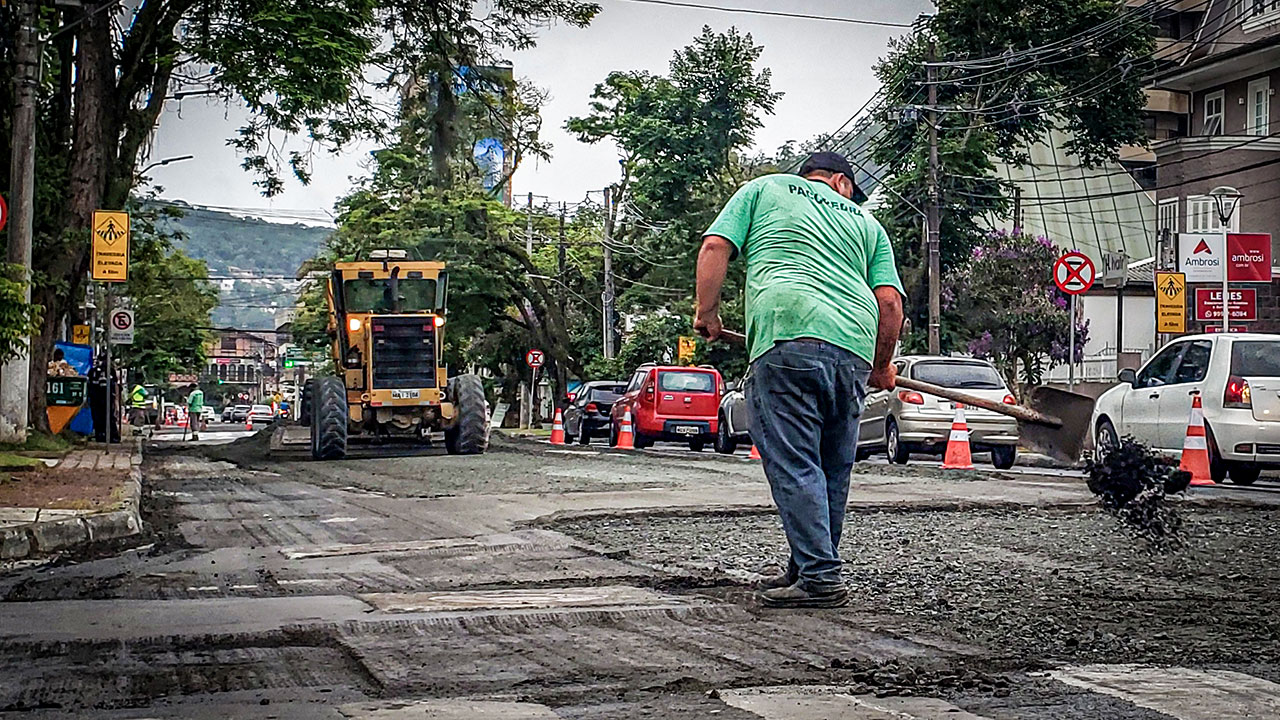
[91, 210, 130, 282]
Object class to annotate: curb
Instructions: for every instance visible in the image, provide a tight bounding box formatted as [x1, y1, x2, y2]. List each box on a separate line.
[0, 440, 144, 562]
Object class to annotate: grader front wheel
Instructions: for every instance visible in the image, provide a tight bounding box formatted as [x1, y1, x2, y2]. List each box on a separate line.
[445, 374, 488, 455]
[310, 376, 348, 460]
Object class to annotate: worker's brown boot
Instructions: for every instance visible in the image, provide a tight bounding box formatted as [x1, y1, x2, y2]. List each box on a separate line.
[759, 582, 848, 609]
[755, 569, 797, 591]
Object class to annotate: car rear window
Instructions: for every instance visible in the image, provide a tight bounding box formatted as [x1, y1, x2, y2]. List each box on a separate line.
[588, 387, 624, 403]
[659, 371, 715, 393]
[251, 405, 271, 413]
[1231, 341, 1280, 377]
[912, 362, 1005, 389]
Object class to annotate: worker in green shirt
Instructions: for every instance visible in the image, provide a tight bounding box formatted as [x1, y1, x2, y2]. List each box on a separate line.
[129, 384, 148, 428]
[696, 151, 905, 609]
[186, 388, 205, 440]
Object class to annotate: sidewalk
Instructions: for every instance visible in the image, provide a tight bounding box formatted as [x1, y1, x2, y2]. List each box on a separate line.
[0, 443, 142, 561]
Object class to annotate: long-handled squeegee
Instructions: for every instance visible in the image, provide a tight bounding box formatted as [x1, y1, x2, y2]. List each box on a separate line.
[716, 329, 1095, 464]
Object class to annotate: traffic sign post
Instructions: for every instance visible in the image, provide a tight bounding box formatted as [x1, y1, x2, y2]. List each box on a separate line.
[523, 349, 545, 430]
[1053, 252, 1095, 392]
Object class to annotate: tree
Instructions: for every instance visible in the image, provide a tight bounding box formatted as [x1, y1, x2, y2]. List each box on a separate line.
[0, 0, 599, 431]
[114, 202, 220, 383]
[565, 27, 780, 377]
[0, 265, 39, 363]
[869, 0, 1152, 352]
[947, 229, 1088, 392]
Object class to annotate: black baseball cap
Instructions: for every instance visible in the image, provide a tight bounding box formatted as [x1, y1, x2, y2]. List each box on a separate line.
[798, 151, 867, 204]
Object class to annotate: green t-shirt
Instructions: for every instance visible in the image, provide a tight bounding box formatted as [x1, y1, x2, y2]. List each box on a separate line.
[703, 174, 904, 364]
[186, 390, 204, 412]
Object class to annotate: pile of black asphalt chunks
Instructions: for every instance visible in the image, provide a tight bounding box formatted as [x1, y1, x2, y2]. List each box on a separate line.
[1086, 438, 1191, 548]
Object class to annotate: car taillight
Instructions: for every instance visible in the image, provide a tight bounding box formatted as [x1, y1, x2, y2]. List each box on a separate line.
[897, 390, 924, 405]
[1003, 394, 1016, 405]
[585, 403, 598, 413]
[1224, 375, 1252, 408]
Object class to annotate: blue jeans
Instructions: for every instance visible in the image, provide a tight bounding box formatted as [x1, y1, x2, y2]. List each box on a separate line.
[746, 340, 871, 591]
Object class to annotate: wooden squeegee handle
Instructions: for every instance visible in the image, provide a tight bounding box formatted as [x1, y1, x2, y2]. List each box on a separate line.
[894, 376, 1062, 428]
[714, 328, 1060, 428]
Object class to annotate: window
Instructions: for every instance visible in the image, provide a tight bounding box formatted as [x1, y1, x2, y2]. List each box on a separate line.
[1136, 343, 1186, 388]
[221, 335, 237, 351]
[658, 371, 715, 393]
[1171, 340, 1213, 384]
[1247, 0, 1280, 24]
[911, 361, 1005, 390]
[1187, 195, 1241, 233]
[626, 370, 647, 393]
[343, 278, 438, 313]
[1204, 90, 1225, 135]
[1158, 198, 1179, 234]
[1248, 78, 1270, 136]
[1232, 341, 1280, 376]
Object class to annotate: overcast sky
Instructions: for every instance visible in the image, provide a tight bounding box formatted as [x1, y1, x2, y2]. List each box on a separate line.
[145, 0, 932, 225]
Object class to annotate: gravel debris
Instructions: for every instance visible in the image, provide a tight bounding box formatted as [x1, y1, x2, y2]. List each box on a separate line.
[556, 505, 1280, 666]
[1086, 439, 1190, 548]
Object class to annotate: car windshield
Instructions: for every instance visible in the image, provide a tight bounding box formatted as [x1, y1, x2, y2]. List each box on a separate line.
[1231, 341, 1280, 377]
[912, 361, 1005, 389]
[343, 278, 437, 313]
[659, 371, 715, 393]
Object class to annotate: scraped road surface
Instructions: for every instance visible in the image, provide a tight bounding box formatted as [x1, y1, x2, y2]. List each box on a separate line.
[2, 430, 1279, 718]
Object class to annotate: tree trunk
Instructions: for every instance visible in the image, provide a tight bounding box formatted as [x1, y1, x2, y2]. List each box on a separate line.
[28, 5, 115, 432]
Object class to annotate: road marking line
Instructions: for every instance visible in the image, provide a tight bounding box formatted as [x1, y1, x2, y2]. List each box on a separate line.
[718, 686, 993, 719]
[1051, 665, 1280, 719]
[185, 586, 219, 592]
[360, 585, 691, 613]
[319, 516, 360, 524]
[276, 578, 329, 585]
[337, 699, 559, 719]
[229, 584, 258, 590]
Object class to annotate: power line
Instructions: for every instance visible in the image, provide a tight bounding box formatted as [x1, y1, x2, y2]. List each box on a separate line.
[610, 0, 914, 28]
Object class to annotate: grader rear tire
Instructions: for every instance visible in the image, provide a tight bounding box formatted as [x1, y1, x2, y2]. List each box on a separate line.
[445, 374, 488, 455]
[310, 376, 348, 460]
[299, 378, 316, 427]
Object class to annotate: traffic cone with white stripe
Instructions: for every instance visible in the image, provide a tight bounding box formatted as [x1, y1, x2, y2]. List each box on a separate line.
[550, 408, 566, 445]
[245, 415, 253, 432]
[942, 404, 975, 470]
[615, 409, 635, 449]
[1179, 394, 1214, 486]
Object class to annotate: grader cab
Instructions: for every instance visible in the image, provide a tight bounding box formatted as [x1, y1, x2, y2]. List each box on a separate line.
[300, 250, 488, 459]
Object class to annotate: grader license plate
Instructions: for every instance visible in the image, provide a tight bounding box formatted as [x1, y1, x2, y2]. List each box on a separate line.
[391, 389, 420, 399]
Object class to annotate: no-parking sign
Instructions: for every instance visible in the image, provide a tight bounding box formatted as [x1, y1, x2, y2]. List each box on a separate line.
[108, 309, 135, 345]
[525, 348, 545, 369]
[1053, 251, 1095, 295]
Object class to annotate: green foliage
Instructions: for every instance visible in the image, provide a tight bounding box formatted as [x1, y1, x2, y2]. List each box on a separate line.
[114, 202, 220, 383]
[871, 0, 1152, 349]
[947, 230, 1088, 391]
[566, 26, 779, 378]
[0, 265, 41, 363]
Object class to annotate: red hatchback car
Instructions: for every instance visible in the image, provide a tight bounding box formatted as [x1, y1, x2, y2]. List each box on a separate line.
[610, 364, 723, 450]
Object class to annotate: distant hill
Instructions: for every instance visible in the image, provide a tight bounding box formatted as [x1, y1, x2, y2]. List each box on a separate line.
[154, 201, 332, 330]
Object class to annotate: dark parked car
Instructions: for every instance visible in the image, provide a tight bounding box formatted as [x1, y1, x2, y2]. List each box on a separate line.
[564, 381, 626, 445]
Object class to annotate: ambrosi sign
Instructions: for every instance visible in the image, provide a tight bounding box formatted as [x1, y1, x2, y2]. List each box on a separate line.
[1178, 232, 1272, 282]
[1178, 233, 1223, 282]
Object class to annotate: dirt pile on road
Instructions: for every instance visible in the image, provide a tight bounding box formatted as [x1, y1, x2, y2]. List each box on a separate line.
[1085, 439, 1189, 548]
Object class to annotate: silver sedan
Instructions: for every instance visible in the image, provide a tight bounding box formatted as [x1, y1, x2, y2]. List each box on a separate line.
[858, 356, 1020, 469]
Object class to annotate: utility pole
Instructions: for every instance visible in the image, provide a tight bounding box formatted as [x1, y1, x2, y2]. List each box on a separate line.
[1, 0, 40, 443]
[602, 186, 616, 359]
[924, 40, 942, 356]
[525, 192, 534, 256]
[557, 203, 567, 316]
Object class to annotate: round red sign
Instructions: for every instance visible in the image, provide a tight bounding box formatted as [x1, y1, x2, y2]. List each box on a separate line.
[1053, 251, 1095, 296]
[0, 194, 8, 234]
[525, 349, 545, 369]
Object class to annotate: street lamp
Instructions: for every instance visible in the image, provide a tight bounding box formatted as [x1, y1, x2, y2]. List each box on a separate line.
[137, 154, 195, 178]
[1209, 186, 1243, 334]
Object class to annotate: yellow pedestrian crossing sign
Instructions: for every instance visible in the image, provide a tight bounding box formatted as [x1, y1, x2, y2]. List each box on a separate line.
[91, 210, 130, 282]
[72, 324, 90, 345]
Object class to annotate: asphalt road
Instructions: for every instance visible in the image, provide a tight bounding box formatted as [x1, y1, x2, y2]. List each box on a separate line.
[1, 428, 1279, 718]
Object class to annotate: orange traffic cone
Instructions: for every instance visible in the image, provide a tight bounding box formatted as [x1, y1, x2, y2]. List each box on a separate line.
[749, 445, 762, 459]
[1179, 394, 1214, 486]
[615, 409, 635, 449]
[245, 416, 253, 432]
[942, 403, 974, 470]
[550, 408, 566, 445]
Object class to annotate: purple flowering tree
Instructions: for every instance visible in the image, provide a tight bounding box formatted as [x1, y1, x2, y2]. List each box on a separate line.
[947, 230, 1089, 394]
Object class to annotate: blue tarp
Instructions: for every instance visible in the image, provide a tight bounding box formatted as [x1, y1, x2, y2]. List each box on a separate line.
[56, 342, 95, 435]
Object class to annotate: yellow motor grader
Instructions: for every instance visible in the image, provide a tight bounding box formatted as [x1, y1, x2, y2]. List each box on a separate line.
[300, 250, 487, 459]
